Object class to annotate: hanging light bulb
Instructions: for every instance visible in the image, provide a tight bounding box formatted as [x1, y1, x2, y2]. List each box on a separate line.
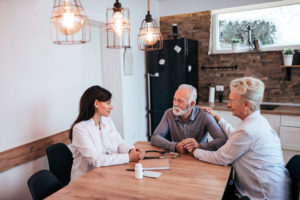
[110, 11, 129, 37]
[138, 0, 163, 51]
[140, 22, 158, 45]
[54, 4, 83, 35]
[106, 0, 130, 48]
[50, 0, 91, 44]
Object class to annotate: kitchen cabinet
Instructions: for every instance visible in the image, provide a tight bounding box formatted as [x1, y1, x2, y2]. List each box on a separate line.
[207, 110, 241, 141]
[280, 115, 300, 151]
[217, 110, 241, 128]
[262, 114, 280, 137]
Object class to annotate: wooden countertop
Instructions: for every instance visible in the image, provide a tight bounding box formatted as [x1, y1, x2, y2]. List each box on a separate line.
[199, 102, 300, 116]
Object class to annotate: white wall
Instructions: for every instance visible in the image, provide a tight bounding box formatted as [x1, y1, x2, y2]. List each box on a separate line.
[157, 0, 283, 17]
[0, 0, 152, 199]
[83, 0, 158, 144]
[0, 0, 84, 152]
[118, 0, 157, 144]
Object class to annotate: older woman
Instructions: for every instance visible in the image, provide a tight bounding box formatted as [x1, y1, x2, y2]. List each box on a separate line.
[183, 77, 291, 200]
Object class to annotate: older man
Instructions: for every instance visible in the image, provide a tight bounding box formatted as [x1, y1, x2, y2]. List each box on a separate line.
[151, 84, 227, 153]
[187, 77, 291, 200]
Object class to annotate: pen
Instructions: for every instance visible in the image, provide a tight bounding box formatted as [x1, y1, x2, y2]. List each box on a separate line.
[126, 169, 146, 172]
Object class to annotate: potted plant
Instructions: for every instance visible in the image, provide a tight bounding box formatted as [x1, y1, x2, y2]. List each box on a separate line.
[231, 38, 241, 52]
[282, 48, 295, 66]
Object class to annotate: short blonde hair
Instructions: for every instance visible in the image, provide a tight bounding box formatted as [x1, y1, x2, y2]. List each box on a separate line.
[230, 77, 265, 111]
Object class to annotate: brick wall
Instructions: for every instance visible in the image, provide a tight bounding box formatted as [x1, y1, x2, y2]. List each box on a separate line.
[160, 11, 300, 103]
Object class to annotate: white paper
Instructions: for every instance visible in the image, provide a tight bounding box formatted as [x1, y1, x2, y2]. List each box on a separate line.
[188, 65, 192, 72]
[159, 58, 165, 65]
[174, 45, 182, 53]
[143, 171, 162, 178]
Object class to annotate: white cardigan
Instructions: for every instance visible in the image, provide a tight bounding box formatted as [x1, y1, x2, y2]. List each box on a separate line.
[194, 111, 291, 200]
[71, 117, 133, 181]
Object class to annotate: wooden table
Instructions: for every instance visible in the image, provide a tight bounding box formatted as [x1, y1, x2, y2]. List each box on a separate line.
[47, 142, 231, 200]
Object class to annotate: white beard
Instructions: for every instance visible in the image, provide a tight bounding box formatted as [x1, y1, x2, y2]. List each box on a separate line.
[173, 104, 190, 116]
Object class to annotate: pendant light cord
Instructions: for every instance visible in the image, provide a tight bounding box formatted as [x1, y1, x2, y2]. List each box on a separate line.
[147, 0, 150, 12]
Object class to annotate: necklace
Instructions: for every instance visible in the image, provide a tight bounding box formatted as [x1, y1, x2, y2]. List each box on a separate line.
[99, 129, 110, 155]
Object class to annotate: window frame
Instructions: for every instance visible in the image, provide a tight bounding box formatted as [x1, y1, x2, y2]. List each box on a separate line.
[209, 0, 300, 55]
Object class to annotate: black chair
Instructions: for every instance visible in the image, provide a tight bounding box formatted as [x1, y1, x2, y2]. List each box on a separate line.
[286, 155, 300, 200]
[28, 169, 62, 200]
[46, 143, 73, 187]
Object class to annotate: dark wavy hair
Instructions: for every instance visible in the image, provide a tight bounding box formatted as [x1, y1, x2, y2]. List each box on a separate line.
[69, 85, 112, 141]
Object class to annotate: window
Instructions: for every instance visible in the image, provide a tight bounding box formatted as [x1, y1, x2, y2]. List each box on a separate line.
[210, 2, 300, 54]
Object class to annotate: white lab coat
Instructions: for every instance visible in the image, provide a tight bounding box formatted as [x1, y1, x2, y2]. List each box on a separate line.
[194, 111, 291, 200]
[71, 117, 133, 181]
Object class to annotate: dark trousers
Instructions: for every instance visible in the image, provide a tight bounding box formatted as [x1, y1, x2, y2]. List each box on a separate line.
[222, 169, 250, 200]
[222, 179, 240, 200]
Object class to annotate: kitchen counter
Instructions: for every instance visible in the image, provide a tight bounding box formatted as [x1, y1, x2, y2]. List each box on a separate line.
[199, 102, 300, 116]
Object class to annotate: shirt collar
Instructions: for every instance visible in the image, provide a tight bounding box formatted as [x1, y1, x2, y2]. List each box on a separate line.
[87, 118, 97, 126]
[87, 117, 103, 127]
[244, 110, 260, 121]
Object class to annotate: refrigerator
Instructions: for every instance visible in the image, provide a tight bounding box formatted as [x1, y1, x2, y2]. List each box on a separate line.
[146, 38, 198, 136]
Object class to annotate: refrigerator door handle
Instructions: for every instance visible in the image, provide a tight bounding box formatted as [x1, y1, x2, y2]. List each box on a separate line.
[149, 72, 159, 77]
[147, 73, 152, 136]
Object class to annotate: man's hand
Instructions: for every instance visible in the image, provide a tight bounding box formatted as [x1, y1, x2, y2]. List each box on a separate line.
[175, 141, 186, 154]
[182, 138, 199, 153]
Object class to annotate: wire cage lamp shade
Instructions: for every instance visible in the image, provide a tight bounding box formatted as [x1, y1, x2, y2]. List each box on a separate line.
[106, 0, 130, 48]
[137, 0, 163, 51]
[50, 0, 91, 45]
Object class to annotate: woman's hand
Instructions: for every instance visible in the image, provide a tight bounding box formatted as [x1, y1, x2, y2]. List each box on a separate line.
[200, 106, 221, 122]
[135, 146, 145, 160]
[200, 106, 216, 116]
[129, 147, 145, 161]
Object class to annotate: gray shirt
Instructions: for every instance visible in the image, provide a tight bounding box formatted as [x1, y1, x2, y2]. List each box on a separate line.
[151, 107, 227, 152]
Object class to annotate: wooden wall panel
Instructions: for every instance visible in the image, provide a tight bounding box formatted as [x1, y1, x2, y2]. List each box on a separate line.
[0, 130, 71, 173]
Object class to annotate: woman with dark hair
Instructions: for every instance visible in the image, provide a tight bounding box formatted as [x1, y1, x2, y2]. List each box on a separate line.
[70, 85, 144, 181]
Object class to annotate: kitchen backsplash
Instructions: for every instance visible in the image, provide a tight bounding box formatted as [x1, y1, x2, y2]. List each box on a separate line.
[160, 11, 300, 103]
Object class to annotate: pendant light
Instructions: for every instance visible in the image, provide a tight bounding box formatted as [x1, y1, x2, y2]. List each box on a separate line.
[50, 0, 91, 45]
[106, 0, 130, 48]
[137, 0, 163, 51]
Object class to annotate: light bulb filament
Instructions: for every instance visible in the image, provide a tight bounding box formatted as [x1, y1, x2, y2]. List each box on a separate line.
[141, 22, 158, 45]
[147, 27, 154, 43]
[111, 11, 127, 37]
[63, 6, 74, 29]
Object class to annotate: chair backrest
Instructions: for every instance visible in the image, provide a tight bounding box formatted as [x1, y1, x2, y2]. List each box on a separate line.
[286, 155, 300, 200]
[27, 170, 62, 200]
[46, 143, 73, 187]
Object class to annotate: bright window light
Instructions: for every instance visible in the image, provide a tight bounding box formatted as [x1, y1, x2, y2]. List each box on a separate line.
[211, 3, 300, 53]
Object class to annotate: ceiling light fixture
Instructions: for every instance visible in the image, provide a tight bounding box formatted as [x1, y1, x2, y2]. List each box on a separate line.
[137, 0, 163, 51]
[106, 0, 130, 48]
[50, 0, 91, 45]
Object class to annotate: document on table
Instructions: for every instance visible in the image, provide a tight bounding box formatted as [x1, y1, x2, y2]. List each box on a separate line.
[138, 159, 170, 170]
[143, 171, 162, 178]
